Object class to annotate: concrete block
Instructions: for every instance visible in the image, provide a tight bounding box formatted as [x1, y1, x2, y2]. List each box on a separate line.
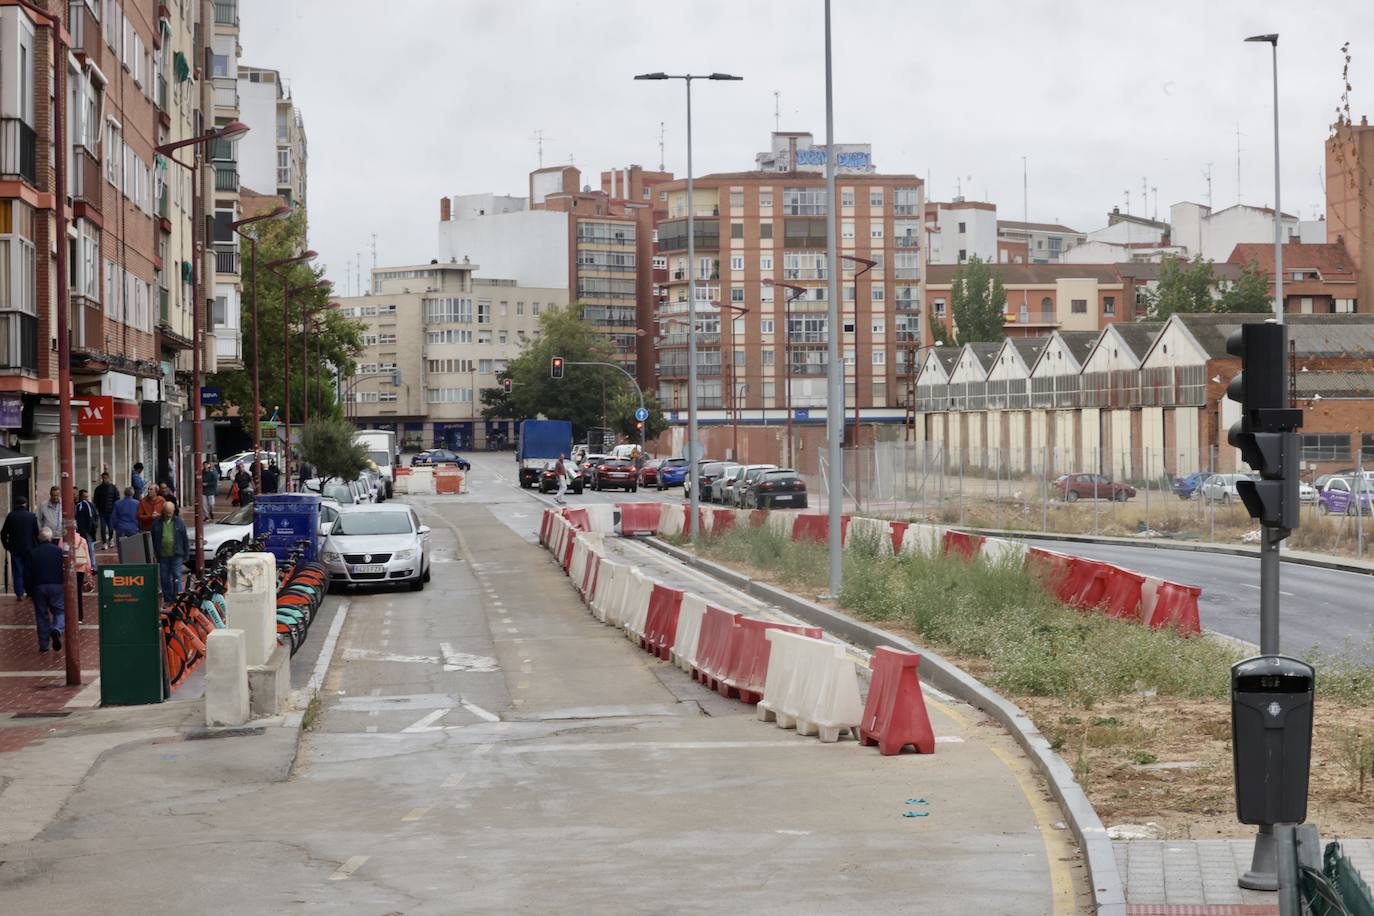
[205, 629, 250, 727]
[227, 552, 278, 666]
[248, 643, 292, 717]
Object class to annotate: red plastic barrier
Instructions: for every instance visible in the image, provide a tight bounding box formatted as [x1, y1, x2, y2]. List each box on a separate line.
[710, 508, 736, 535]
[581, 553, 601, 604]
[1056, 556, 1106, 605]
[641, 583, 685, 658]
[722, 617, 822, 703]
[748, 509, 768, 528]
[1148, 581, 1202, 635]
[539, 509, 554, 546]
[1024, 546, 1072, 593]
[889, 521, 909, 555]
[791, 513, 851, 544]
[1064, 559, 1113, 610]
[562, 507, 591, 532]
[694, 606, 742, 691]
[1098, 566, 1145, 621]
[942, 529, 985, 560]
[617, 502, 662, 536]
[561, 533, 577, 572]
[859, 646, 936, 755]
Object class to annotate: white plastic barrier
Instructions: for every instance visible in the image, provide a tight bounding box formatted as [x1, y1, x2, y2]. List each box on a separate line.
[700, 509, 715, 535]
[845, 516, 894, 555]
[583, 504, 617, 534]
[766, 510, 795, 540]
[671, 592, 709, 673]
[568, 537, 588, 588]
[407, 467, 436, 495]
[900, 523, 946, 557]
[603, 564, 636, 629]
[979, 536, 1027, 566]
[590, 559, 623, 621]
[225, 552, 278, 667]
[760, 630, 863, 743]
[660, 503, 686, 538]
[620, 570, 655, 639]
[1140, 575, 1162, 622]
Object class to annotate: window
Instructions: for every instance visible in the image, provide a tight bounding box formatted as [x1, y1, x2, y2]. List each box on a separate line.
[762, 349, 774, 366]
[1363, 433, 1374, 462]
[499, 301, 508, 317]
[378, 391, 398, 403]
[499, 331, 507, 344]
[425, 388, 474, 404]
[1070, 299, 1088, 314]
[1103, 296, 1115, 316]
[843, 320, 856, 334]
[478, 330, 492, 344]
[869, 188, 884, 208]
[759, 255, 773, 270]
[378, 333, 396, 345]
[871, 286, 885, 302]
[1301, 434, 1350, 462]
[106, 124, 121, 186]
[844, 286, 855, 301]
[760, 285, 773, 302]
[729, 190, 744, 210]
[870, 224, 884, 240]
[782, 187, 827, 215]
[516, 301, 524, 315]
[730, 255, 744, 271]
[958, 249, 967, 262]
[842, 221, 855, 240]
[760, 319, 775, 334]
[479, 359, 493, 373]
[423, 297, 472, 323]
[893, 187, 919, 215]
[872, 318, 886, 334]
[934, 298, 946, 317]
[759, 192, 773, 210]
[958, 221, 966, 234]
[477, 300, 491, 324]
[532, 302, 541, 316]
[759, 222, 773, 240]
[872, 350, 886, 365]
[362, 334, 378, 346]
[730, 288, 745, 302]
[841, 188, 855, 208]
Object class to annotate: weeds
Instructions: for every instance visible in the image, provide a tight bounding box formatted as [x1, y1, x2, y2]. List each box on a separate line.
[1332, 726, 1374, 794]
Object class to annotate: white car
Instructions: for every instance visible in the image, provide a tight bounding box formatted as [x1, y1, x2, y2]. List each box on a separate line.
[200, 498, 341, 563]
[303, 477, 374, 505]
[217, 450, 278, 480]
[1199, 473, 1250, 504]
[320, 504, 432, 590]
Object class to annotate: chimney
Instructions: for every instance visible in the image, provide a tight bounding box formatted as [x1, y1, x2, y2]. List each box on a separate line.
[440, 197, 451, 221]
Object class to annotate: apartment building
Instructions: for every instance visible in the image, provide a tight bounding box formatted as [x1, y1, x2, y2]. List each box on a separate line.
[924, 199, 997, 265]
[651, 133, 926, 418]
[926, 263, 1136, 340]
[1227, 241, 1359, 314]
[996, 220, 1086, 264]
[207, 0, 243, 366]
[335, 261, 564, 450]
[237, 65, 307, 207]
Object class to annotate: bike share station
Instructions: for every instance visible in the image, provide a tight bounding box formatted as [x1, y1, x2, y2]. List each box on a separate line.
[94, 493, 326, 721]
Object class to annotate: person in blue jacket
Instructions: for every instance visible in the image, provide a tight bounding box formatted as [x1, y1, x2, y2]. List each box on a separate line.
[151, 500, 189, 601]
[111, 487, 140, 544]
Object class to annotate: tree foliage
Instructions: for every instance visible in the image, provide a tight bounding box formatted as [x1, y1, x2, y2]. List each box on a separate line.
[206, 211, 366, 434]
[300, 418, 368, 485]
[1217, 260, 1274, 313]
[479, 303, 642, 442]
[1144, 255, 1218, 319]
[946, 256, 1008, 346]
[607, 389, 669, 442]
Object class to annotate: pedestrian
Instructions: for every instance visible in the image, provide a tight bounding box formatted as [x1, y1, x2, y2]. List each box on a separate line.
[27, 527, 65, 653]
[137, 486, 164, 531]
[1, 497, 40, 599]
[38, 486, 61, 534]
[234, 462, 255, 507]
[200, 460, 218, 522]
[298, 459, 315, 490]
[93, 471, 119, 548]
[151, 500, 188, 602]
[111, 487, 140, 543]
[131, 462, 146, 494]
[75, 488, 98, 571]
[554, 452, 568, 505]
[261, 461, 280, 494]
[161, 457, 177, 496]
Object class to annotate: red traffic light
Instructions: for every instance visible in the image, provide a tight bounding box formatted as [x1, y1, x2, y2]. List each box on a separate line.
[501, 378, 512, 394]
[550, 356, 565, 379]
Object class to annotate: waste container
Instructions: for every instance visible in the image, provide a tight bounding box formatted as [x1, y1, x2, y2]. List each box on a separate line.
[1232, 654, 1315, 826]
[253, 493, 322, 563]
[98, 563, 164, 706]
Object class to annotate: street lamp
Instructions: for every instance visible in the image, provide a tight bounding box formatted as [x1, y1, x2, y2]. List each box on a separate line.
[265, 251, 320, 490]
[720, 302, 750, 462]
[302, 281, 333, 427]
[156, 120, 251, 573]
[823, 0, 844, 597]
[1246, 33, 1284, 324]
[765, 280, 806, 468]
[635, 70, 742, 540]
[840, 254, 877, 509]
[229, 205, 293, 492]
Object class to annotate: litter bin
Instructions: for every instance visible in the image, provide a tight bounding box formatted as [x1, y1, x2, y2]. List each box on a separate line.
[1232, 654, 1315, 826]
[98, 563, 163, 706]
[253, 493, 322, 563]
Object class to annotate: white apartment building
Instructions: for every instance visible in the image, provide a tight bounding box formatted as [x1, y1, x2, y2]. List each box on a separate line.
[925, 200, 998, 264]
[435, 195, 569, 291]
[1169, 201, 1325, 263]
[208, 0, 244, 366]
[237, 65, 308, 206]
[336, 261, 567, 450]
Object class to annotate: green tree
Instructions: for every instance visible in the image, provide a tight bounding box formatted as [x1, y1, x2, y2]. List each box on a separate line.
[206, 211, 365, 434]
[1217, 260, 1274, 313]
[300, 418, 368, 486]
[1144, 255, 1217, 319]
[479, 303, 636, 441]
[928, 313, 953, 347]
[947, 256, 1008, 346]
[607, 389, 668, 442]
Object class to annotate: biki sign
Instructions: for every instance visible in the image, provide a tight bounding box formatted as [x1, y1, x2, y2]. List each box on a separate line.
[78, 395, 115, 436]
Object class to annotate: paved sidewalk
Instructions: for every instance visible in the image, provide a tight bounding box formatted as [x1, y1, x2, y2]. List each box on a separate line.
[0, 564, 105, 716]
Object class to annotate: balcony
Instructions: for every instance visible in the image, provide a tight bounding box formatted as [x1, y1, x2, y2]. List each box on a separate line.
[0, 119, 37, 185]
[894, 268, 920, 280]
[158, 189, 170, 220]
[159, 287, 170, 325]
[0, 313, 38, 373]
[789, 362, 829, 376]
[213, 0, 239, 26]
[69, 294, 105, 355]
[784, 331, 829, 344]
[156, 74, 168, 113]
[894, 331, 921, 343]
[894, 235, 920, 249]
[67, 2, 106, 73]
[657, 332, 720, 347]
[71, 147, 102, 212]
[213, 77, 239, 111]
[1005, 310, 1059, 327]
[214, 165, 239, 192]
[657, 364, 722, 379]
[894, 298, 920, 312]
[214, 246, 240, 275]
[208, 139, 235, 162]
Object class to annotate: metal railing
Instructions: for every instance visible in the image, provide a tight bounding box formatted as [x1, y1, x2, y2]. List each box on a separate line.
[69, 294, 104, 352]
[894, 235, 920, 248]
[213, 0, 239, 26]
[214, 247, 240, 275]
[212, 78, 239, 110]
[214, 166, 239, 192]
[0, 119, 37, 185]
[159, 287, 170, 325]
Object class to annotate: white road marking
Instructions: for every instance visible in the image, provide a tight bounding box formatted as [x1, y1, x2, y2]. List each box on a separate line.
[329, 856, 369, 880]
[301, 599, 350, 698]
[936, 736, 964, 744]
[461, 701, 501, 723]
[365, 726, 377, 733]
[442, 773, 466, 788]
[1241, 583, 1295, 596]
[505, 627, 519, 634]
[401, 708, 451, 732]
[439, 642, 500, 672]
[343, 648, 438, 665]
[776, 829, 812, 836]
[500, 740, 822, 753]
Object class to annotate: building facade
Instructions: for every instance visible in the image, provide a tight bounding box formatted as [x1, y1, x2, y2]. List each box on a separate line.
[335, 261, 563, 450]
[237, 65, 306, 207]
[926, 263, 1137, 340]
[996, 220, 1086, 264]
[208, 0, 243, 367]
[924, 200, 998, 265]
[1227, 242, 1358, 314]
[1327, 115, 1374, 314]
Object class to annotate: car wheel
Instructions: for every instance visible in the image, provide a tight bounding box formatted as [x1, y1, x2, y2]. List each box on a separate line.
[1317, 502, 1329, 515]
[574, 483, 584, 494]
[630, 485, 637, 493]
[1114, 490, 1129, 502]
[1064, 490, 1079, 503]
[422, 563, 431, 583]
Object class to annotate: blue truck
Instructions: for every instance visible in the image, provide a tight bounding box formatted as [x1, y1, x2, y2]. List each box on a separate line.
[517, 419, 573, 489]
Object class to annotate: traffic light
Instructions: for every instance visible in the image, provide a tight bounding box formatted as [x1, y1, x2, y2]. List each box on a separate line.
[550, 356, 565, 379]
[1225, 322, 1303, 530]
[501, 377, 512, 394]
[635, 420, 644, 433]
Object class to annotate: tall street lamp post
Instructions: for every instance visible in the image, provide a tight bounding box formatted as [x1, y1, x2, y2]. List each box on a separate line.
[229, 205, 293, 492]
[765, 280, 806, 469]
[635, 70, 742, 540]
[265, 252, 319, 491]
[840, 255, 876, 509]
[1246, 33, 1284, 326]
[823, 0, 844, 597]
[302, 281, 333, 426]
[156, 120, 251, 574]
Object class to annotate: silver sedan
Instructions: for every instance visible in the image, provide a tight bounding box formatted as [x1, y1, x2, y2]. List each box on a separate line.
[320, 504, 432, 590]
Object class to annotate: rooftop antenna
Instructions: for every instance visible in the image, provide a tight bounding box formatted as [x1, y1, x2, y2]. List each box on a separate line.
[356, 251, 363, 298]
[532, 129, 553, 168]
[658, 121, 666, 171]
[1204, 163, 1214, 210]
[370, 233, 378, 294]
[774, 90, 781, 132]
[1235, 121, 1245, 203]
[1151, 185, 1159, 221]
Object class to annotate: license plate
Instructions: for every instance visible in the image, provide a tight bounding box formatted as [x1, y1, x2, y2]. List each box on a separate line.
[351, 564, 385, 575]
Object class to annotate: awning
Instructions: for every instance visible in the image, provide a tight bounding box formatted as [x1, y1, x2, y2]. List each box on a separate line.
[0, 446, 34, 484]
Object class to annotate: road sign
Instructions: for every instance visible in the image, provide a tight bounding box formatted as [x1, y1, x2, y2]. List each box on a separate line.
[634, 407, 649, 422]
[200, 387, 222, 406]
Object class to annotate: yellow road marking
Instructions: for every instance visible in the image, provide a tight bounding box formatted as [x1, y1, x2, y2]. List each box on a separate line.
[401, 807, 429, 822]
[989, 745, 1078, 916]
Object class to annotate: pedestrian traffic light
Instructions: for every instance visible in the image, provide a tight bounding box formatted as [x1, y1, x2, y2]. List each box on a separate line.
[550, 356, 565, 379]
[501, 377, 512, 394]
[1225, 322, 1303, 530]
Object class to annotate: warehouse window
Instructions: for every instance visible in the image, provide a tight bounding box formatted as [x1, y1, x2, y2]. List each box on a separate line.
[1301, 433, 1351, 462]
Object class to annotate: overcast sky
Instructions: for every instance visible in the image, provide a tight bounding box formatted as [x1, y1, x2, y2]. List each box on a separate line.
[241, 0, 1374, 294]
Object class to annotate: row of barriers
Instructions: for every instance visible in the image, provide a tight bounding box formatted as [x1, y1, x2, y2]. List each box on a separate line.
[393, 466, 465, 495]
[557, 500, 1204, 637]
[540, 506, 938, 755]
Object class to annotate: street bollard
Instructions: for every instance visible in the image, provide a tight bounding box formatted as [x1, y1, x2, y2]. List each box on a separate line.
[226, 552, 278, 667]
[205, 628, 250, 726]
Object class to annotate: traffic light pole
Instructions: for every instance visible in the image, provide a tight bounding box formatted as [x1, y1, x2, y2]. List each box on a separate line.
[562, 360, 646, 450]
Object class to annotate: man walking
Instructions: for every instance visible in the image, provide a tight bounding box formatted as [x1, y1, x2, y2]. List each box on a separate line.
[131, 462, 146, 495]
[38, 486, 62, 535]
[137, 486, 164, 532]
[75, 489, 98, 571]
[93, 471, 119, 548]
[233, 463, 255, 507]
[200, 460, 218, 522]
[1, 497, 40, 599]
[261, 461, 280, 494]
[151, 501, 189, 601]
[554, 452, 568, 505]
[111, 487, 140, 544]
[27, 527, 65, 652]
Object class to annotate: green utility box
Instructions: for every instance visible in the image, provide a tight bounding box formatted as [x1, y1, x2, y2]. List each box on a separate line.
[98, 563, 163, 706]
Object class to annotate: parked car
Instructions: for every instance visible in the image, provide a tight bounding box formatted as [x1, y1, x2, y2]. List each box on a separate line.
[1198, 473, 1250, 505]
[411, 449, 470, 470]
[580, 453, 610, 474]
[538, 459, 585, 495]
[1171, 472, 1209, 501]
[589, 458, 639, 492]
[1318, 476, 1374, 516]
[688, 461, 733, 501]
[1299, 480, 1318, 503]
[639, 458, 662, 488]
[728, 464, 778, 506]
[201, 499, 340, 563]
[1054, 473, 1136, 502]
[746, 469, 808, 509]
[216, 450, 278, 480]
[304, 477, 374, 506]
[320, 503, 432, 591]
[656, 457, 689, 490]
[710, 464, 745, 503]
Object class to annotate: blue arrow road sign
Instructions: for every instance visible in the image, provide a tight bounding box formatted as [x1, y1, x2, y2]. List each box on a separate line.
[634, 407, 649, 422]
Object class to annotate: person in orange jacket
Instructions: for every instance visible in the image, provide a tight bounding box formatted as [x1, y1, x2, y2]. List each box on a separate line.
[136, 486, 165, 532]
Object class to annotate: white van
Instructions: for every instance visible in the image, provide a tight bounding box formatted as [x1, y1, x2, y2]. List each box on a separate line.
[354, 428, 398, 499]
[610, 444, 644, 461]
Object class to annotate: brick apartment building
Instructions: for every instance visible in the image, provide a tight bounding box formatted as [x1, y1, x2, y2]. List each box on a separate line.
[1326, 115, 1374, 313]
[1227, 241, 1359, 314]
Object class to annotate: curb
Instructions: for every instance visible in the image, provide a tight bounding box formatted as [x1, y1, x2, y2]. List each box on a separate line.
[645, 535, 1127, 916]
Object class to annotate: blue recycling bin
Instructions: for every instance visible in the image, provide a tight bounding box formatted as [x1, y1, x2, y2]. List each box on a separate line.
[253, 493, 322, 563]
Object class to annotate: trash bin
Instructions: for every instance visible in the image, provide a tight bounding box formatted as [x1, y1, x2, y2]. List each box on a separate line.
[98, 563, 164, 706]
[253, 493, 322, 563]
[1232, 654, 1315, 826]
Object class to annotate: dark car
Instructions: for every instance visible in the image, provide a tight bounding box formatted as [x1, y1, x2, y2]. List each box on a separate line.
[412, 449, 471, 471]
[589, 458, 639, 492]
[538, 460, 584, 495]
[639, 458, 662, 488]
[747, 469, 808, 509]
[688, 461, 731, 501]
[1054, 473, 1136, 502]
